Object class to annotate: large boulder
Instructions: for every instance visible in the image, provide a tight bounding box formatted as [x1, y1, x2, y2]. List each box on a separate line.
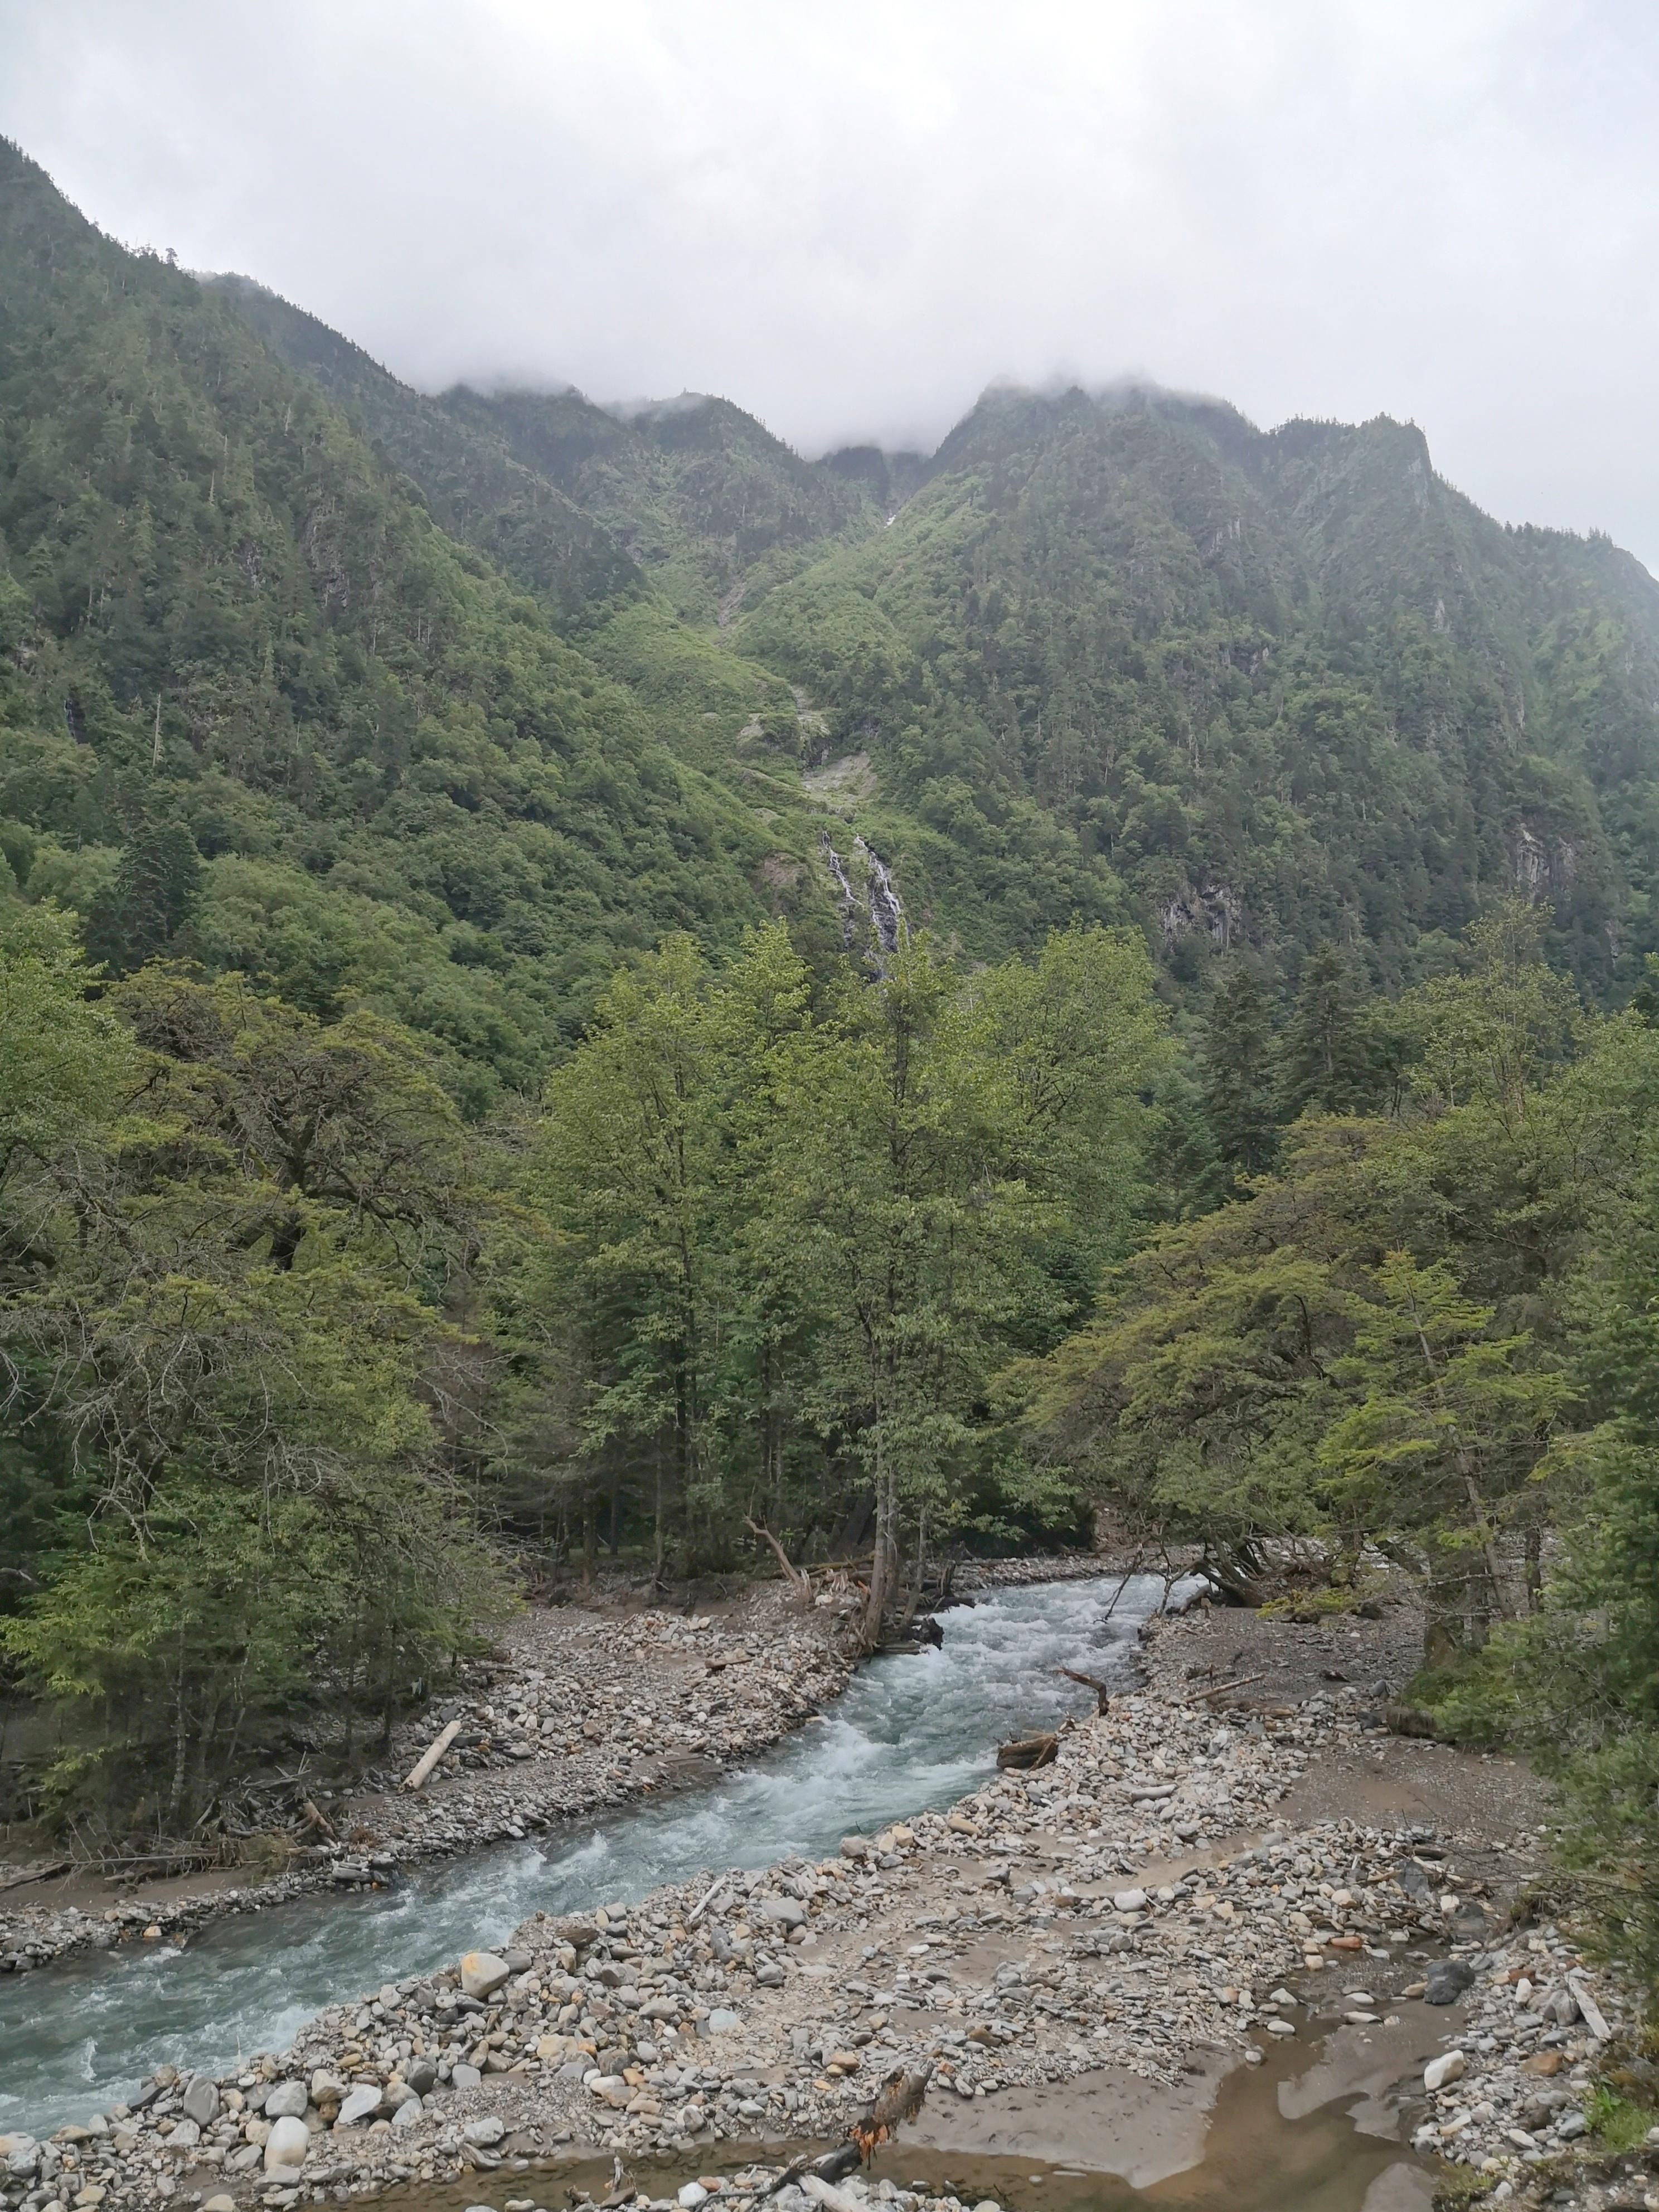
[181, 2077, 219, 2127]
[263, 2082, 309, 2121]
[263, 2116, 310, 2172]
[459, 1951, 512, 2001]
[1424, 1959, 1475, 2006]
[335, 2085, 384, 2128]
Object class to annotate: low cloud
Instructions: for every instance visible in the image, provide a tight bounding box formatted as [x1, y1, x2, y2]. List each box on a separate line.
[4, 0, 1656, 562]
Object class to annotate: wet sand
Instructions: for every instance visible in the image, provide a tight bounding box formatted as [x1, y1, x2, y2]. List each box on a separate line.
[352, 2015, 1434, 2212]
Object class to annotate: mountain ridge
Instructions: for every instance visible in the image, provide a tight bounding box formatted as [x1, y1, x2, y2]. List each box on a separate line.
[7, 135, 1659, 1084]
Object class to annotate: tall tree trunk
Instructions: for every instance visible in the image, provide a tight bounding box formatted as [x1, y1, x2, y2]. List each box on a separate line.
[167, 1656, 189, 1827]
[1423, 1537, 1498, 1668]
[864, 1418, 898, 1647]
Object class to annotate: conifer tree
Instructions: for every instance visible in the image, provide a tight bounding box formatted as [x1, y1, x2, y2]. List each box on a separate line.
[1200, 962, 1279, 1182]
[1278, 943, 1375, 1117]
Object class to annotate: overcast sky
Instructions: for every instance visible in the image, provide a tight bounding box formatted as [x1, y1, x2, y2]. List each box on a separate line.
[4, 0, 1657, 565]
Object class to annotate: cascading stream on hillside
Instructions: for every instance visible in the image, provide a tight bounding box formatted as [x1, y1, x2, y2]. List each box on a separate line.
[0, 1576, 1178, 2143]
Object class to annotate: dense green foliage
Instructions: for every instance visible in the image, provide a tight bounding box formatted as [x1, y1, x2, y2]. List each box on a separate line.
[0, 913, 499, 1825]
[9, 136, 1659, 1962]
[497, 920, 1166, 1621]
[1028, 906, 1659, 1983]
[0, 140, 836, 1112]
[0, 912, 1162, 1829]
[747, 387, 1659, 992]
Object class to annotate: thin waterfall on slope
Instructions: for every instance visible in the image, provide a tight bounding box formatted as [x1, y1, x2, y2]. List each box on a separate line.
[854, 836, 905, 957]
[820, 830, 905, 971]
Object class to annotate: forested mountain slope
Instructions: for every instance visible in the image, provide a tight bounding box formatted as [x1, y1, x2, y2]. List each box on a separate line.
[206, 274, 646, 630]
[0, 142, 835, 1104]
[9, 132, 1659, 1106]
[229, 267, 1659, 997]
[210, 278, 872, 630]
[760, 385, 1659, 991]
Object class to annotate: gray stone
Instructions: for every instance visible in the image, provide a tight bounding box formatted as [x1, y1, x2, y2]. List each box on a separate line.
[1112, 1889, 1148, 1913]
[449, 2063, 482, 2090]
[1424, 1960, 1475, 2005]
[462, 2116, 505, 2147]
[390, 2097, 423, 2131]
[4, 2146, 39, 2181]
[168, 2118, 201, 2149]
[1424, 2051, 1466, 2091]
[336, 2085, 384, 2127]
[708, 2008, 742, 2033]
[406, 2060, 438, 2095]
[181, 2075, 219, 2127]
[263, 2082, 309, 2121]
[760, 1899, 806, 1929]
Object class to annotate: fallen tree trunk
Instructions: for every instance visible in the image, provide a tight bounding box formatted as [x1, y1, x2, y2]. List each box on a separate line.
[1178, 1670, 1268, 1706]
[759, 2062, 934, 2198]
[402, 1718, 461, 1792]
[744, 1518, 813, 1603]
[300, 1796, 337, 1837]
[760, 2146, 861, 2201]
[997, 1731, 1059, 1770]
[0, 1859, 70, 1893]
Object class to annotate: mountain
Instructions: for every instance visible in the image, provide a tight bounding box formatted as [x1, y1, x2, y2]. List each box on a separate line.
[740, 382, 1659, 989]
[205, 275, 644, 630]
[0, 141, 841, 1106]
[8, 133, 1659, 1119]
[442, 386, 871, 624]
[207, 279, 872, 631]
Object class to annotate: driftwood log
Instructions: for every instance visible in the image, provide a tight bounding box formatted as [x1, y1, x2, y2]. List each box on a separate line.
[0, 1860, 70, 1893]
[1057, 1664, 1114, 1713]
[402, 1718, 461, 1792]
[1178, 1670, 1268, 1706]
[299, 1797, 337, 1838]
[744, 1518, 813, 1602]
[759, 2061, 935, 2199]
[850, 2061, 935, 2161]
[997, 1731, 1059, 1770]
[760, 2148, 861, 2201]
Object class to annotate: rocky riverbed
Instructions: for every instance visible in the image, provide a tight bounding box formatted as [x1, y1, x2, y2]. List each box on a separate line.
[0, 1590, 855, 1978]
[2, 1590, 1652, 2212]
